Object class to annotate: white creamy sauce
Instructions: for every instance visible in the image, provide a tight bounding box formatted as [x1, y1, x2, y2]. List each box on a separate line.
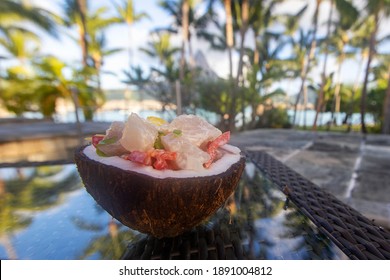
[83, 144, 242, 179]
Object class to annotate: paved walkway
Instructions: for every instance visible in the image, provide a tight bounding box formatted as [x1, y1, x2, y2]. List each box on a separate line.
[1, 121, 389, 228]
[231, 129, 390, 229]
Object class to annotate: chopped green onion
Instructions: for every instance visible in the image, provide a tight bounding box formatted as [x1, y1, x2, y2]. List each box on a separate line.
[97, 137, 117, 145]
[173, 129, 182, 136]
[96, 148, 108, 157]
[154, 137, 164, 149]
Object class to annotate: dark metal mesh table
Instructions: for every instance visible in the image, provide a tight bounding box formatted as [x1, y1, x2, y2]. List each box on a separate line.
[122, 151, 390, 260]
[246, 151, 390, 260]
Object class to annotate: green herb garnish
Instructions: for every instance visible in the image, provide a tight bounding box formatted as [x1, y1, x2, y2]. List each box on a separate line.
[173, 129, 182, 136]
[97, 137, 117, 145]
[154, 137, 164, 149]
[95, 137, 117, 157]
[154, 131, 166, 149]
[96, 148, 108, 157]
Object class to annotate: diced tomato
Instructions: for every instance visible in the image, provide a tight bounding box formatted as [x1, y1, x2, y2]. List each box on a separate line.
[204, 131, 230, 168]
[124, 149, 176, 170]
[124, 151, 152, 166]
[153, 157, 168, 170]
[150, 149, 177, 161]
[92, 135, 105, 147]
[150, 149, 177, 170]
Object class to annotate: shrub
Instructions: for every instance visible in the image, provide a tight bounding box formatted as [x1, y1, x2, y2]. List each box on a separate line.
[256, 107, 292, 129]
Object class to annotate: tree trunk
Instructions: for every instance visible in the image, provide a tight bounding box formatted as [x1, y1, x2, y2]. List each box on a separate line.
[179, 0, 189, 83]
[127, 23, 133, 70]
[293, 58, 307, 127]
[313, 0, 333, 131]
[346, 50, 366, 131]
[303, 82, 308, 129]
[382, 65, 390, 134]
[224, 0, 234, 79]
[360, 12, 378, 134]
[253, 34, 259, 66]
[77, 0, 88, 67]
[249, 31, 260, 128]
[224, 0, 236, 131]
[187, 35, 196, 112]
[292, 0, 321, 128]
[92, 55, 102, 92]
[328, 52, 344, 130]
[236, 0, 248, 85]
[236, 0, 249, 130]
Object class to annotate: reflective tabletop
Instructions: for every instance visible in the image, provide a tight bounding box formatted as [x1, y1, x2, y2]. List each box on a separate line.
[0, 159, 348, 260]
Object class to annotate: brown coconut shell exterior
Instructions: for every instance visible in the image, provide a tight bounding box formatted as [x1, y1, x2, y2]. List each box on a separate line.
[74, 145, 245, 238]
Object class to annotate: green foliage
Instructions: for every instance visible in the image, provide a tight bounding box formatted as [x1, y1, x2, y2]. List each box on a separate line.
[334, 0, 359, 30]
[0, 55, 103, 119]
[0, 0, 57, 37]
[337, 85, 361, 113]
[0, 0, 390, 134]
[1, 70, 38, 116]
[256, 107, 292, 129]
[367, 86, 386, 124]
[197, 78, 235, 117]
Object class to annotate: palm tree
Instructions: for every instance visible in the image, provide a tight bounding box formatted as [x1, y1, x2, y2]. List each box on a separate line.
[32, 56, 74, 118]
[246, 31, 289, 128]
[360, 0, 390, 134]
[140, 32, 180, 70]
[1, 62, 46, 116]
[63, 0, 89, 67]
[86, 6, 122, 91]
[327, 23, 359, 129]
[284, 28, 311, 128]
[0, 29, 40, 64]
[370, 52, 390, 133]
[112, 0, 149, 72]
[0, 0, 57, 37]
[157, 0, 218, 112]
[181, 0, 190, 82]
[31, 55, 103, 119]
[246, 0, 291, 128]
[343, 17, 372, 131]
[232, 0, 248, 85]
[224, 0, 234, 80]
[292, 0, 322, 128]
[0, 0, 58, 111]
[383, 66, 390, 134]
[313, 0, 359, 131]
[134, 32, 181, 112]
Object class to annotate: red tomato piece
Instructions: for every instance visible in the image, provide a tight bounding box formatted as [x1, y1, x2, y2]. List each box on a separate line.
[153, 157, 168, 170]
[92, 135, 105, 147]
[204, 131, 230, 168]
[125, 151, 152, 166]
[150, 149, 177, 170]
[124, 149, 176, 169]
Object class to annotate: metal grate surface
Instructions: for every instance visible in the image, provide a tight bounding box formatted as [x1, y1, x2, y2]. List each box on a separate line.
[122, 222, 247, 260]
[246, 150, 390, 260]
[121, 214, 343, 260]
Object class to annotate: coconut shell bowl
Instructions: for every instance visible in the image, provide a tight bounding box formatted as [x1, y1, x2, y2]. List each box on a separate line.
[74, 145, 245, 238]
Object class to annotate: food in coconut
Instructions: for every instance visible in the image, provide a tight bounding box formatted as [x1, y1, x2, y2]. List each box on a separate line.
[75, 113, 245, 238]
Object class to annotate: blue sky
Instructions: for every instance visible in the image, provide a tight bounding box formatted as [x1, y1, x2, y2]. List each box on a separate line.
[25, 0, 232, 90]
[2, 0, 389, 93]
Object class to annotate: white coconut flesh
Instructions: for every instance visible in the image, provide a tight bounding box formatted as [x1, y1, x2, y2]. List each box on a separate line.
[83, 144, 242, 179]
